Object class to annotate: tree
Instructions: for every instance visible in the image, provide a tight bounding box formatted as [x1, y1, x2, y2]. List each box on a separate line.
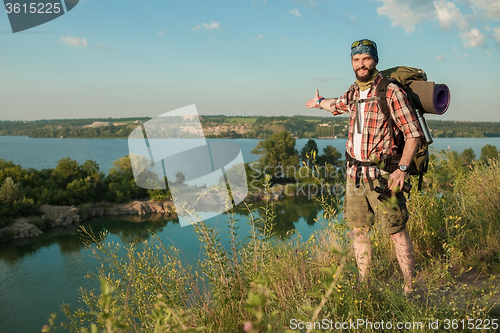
[175, 171, 186, 184]
[461, 148, 476, 166]
[52, 157, 83, 187]
[480, 144, 499, 163]
[250, 131, 299, 179]
[300, 139, 318, 168]
[317, 145, 342, 167]
[109, 156, 134, 180]
[0, 177, 22, 203]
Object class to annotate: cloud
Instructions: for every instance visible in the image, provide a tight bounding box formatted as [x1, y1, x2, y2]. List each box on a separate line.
[192, 21, 220, 31]
[468, 0, 500, 20]
[494, 27, 500, 42]
[436, 54, 447, 61]
[157, 30, 165, 36]
[376, 0, 434, 33]
[60, 35, 88, 47]
[460, 28, 486, 47]
[255, 34, 264, 42]
[280, 36, 288, 41]
[434, 0, 466, 30]
[343, 12, 358, 24]
[376, 0, 499, 48]
[289, 9, 302, 17]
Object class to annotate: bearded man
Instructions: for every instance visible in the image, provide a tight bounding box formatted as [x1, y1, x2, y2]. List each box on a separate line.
[305, 39, 424, 294]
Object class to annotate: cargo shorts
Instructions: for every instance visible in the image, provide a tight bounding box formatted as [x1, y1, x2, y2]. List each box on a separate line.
[343, 176, 409, 235]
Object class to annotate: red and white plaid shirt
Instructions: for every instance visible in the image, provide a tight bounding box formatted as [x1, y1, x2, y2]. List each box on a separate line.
[330, 73, 423, 180]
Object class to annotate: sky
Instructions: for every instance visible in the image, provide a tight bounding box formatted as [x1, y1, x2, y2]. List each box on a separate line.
[1, 0, 499, 122]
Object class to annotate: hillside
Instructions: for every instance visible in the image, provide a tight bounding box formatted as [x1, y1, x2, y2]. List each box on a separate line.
[0, 116, 499, 139]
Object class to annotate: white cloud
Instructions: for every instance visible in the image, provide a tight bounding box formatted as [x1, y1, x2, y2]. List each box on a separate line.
[289, 9, 302, 17]
[60, 36, 88, 47]
[436, 54, 447, 60]
[494, 27, 500, 41]
[192, 21, 220, 31]
[375, 0, 499, 48]
[434, 0, 464, 30]
[376, 0, 434, 33]
[468, 0, 500, 20]
[460, 28, 486, 47]
[280, 36, 288, 41]
[157, 30, 165, 36]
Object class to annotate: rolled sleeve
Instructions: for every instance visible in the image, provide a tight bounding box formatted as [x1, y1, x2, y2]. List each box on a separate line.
[329, 90, 353, 115]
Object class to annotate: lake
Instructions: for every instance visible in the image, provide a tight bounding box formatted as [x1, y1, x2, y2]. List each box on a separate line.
[0, 136, 499, 333]
[1, 136, 499, 174]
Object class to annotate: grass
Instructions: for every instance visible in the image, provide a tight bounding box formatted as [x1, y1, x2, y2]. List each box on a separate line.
[227, 118, 259, 124]
[43, 154, 500, 332]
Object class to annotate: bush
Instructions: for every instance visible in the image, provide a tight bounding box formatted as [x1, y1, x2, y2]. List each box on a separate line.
[0, 229, 15, 241]
[30, 217, 52, 230]
[77, 203, 93, 221]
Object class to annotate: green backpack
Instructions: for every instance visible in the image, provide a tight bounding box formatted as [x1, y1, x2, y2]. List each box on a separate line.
[377, 66, 432, 191]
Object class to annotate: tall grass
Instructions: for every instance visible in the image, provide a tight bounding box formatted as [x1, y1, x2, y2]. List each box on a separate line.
[44, 155, 500, 332]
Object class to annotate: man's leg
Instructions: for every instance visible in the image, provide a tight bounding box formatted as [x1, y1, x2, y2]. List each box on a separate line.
[390, 228, 415, 293]
[351, 226, 372, 283]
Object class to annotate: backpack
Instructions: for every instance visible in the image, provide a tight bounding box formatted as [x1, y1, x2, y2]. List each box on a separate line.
[377, 66, 432, 191]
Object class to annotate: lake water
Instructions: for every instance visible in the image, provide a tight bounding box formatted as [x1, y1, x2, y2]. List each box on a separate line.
[1, 136, 499, 174]
[0, 136, 499, 333]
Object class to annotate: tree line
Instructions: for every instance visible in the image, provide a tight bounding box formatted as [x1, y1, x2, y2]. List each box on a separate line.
[2, 116, 499, 139]
[0, 156, 171, 229]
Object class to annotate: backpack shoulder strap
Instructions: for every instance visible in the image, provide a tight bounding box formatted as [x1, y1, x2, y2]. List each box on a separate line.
[376, 77, 395, 140]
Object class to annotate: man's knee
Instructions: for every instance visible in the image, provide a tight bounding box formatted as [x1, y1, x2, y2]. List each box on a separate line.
[389, 227, 409, 240]
[350, 226, 370, 239]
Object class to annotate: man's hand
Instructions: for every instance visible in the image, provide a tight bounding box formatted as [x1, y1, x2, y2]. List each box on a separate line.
[388, 169, 406, 193]
[305, 89, 321, 109]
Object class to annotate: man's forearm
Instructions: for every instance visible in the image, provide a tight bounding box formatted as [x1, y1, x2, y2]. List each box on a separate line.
[399, 137, 420, 167]
[317, 98, 334, 112]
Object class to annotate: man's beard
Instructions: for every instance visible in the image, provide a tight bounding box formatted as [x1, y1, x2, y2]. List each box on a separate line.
[355, 66, 376, 82]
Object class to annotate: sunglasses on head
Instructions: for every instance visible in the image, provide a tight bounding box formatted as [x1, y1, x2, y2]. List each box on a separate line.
[351, 40, 376, 49]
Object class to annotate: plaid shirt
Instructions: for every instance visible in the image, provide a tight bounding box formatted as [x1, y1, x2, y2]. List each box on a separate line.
[329, 73, 423, 180]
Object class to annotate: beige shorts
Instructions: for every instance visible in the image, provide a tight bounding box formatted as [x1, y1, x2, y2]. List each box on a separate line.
[343, 176, 409, 235]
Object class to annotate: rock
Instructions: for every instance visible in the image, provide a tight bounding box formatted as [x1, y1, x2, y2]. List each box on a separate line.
[5, 220, 42, 239]
[103, 200, 177, 217]
[40, 205, 80, 227]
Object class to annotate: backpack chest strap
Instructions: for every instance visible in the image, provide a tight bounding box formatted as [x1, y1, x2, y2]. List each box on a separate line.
[349, 96, 381, 133]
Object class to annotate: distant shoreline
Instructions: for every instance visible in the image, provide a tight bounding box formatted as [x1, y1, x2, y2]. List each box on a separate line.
[1, 116, 500, 139]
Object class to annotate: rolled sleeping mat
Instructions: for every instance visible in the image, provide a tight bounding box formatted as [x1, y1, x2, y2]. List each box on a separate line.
[407, 81, 450, 115]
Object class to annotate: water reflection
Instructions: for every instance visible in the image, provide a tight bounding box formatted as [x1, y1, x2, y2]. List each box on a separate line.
[0, 216, 179, 263]
[0, 196, 336, 263]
